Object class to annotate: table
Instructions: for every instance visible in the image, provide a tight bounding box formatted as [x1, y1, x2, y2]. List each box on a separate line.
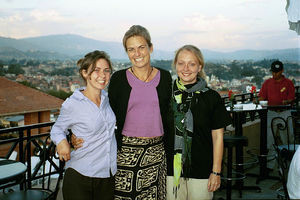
[0, 158, 27, 189]
[227, 103, 278, 192]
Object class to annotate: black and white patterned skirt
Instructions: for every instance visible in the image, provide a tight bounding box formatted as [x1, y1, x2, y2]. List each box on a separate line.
[114, 135, 167, 200]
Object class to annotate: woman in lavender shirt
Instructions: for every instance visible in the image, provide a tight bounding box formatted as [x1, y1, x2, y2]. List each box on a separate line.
[50, 50, 117, 200]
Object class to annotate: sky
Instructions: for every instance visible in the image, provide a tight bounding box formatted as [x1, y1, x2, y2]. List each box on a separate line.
[0, 0, 299, 52]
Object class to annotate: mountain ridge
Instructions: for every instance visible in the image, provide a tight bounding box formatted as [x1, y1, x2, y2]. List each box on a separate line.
[0, 34, 299, 61]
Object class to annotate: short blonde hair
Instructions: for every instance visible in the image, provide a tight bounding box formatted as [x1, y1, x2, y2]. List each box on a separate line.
[122, 25, 152, 51]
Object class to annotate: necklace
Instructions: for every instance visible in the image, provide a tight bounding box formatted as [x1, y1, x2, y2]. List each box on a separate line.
[130, 67, 153, 82]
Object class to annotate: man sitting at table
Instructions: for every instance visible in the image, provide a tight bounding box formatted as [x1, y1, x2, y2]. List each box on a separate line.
[259, 60, 295, 169]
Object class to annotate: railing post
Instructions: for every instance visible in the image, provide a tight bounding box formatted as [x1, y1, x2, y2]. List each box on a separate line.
[18, 129, 24, 190]
[26, 128, 32, 189]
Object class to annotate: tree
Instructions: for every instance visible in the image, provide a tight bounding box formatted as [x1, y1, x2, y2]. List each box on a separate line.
[18, 81, 37, 89]
[46, 90, 72, 100]
[7, 64, 25, 75]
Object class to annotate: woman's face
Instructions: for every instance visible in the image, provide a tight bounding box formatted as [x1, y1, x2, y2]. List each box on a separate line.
[126, 35, 153, 69]
[83, 58, 111, 90]
[175, 50, 202, 85]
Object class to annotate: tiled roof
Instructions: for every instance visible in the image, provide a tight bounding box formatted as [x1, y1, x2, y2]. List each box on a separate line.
[0, 77, 64, 116]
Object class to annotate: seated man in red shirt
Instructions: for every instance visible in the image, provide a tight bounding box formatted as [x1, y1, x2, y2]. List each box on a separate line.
[259, 60, 295, 106]
[259, 60, 295, 169]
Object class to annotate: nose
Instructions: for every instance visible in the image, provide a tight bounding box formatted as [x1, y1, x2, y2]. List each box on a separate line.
[134, 49, 141, 57]
[96, 70, 106, 77]
[183, 63, 189, 71]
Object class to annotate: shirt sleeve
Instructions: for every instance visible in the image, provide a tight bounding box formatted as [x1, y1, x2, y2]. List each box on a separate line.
[259, 81, 268, 99]
[211, 91, 232, 130]
[50, 100, 73, 145]
[286, 80, 295, 101]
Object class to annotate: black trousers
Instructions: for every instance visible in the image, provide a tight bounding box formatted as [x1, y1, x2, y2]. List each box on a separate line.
[62, 168, 114, 200]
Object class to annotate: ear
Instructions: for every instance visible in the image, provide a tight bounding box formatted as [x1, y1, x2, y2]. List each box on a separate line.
[198, 65, 202, 72]
[81, 69, 88, 78]
[149, 45, 153, 54]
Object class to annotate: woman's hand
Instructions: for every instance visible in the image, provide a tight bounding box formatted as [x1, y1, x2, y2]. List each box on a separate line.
[207, 172, 221, 192]
[57, 139, 71, 161]
[71, 134, 84, 150]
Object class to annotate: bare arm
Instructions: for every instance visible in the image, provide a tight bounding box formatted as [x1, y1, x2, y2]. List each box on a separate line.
[207, 128, 224, 192]
[57, 139, 71, 161]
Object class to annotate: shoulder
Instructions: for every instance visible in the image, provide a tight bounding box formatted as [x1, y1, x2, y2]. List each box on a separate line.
[156, 67, 171, 76]
[283, 77, 294, 85]
[156, 67, 172, 83]
[203, 88, 221, 98]
[109, 68, 128, 89]
[197, 88, 224, 106]
[261, 78, 272, 88]
[111, 68, 127, 80]
[60, 95, 78, 113]
[264, 78, 273, 84]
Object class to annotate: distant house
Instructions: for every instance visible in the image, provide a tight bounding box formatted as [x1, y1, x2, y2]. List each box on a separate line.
[0, 77, 64, 134]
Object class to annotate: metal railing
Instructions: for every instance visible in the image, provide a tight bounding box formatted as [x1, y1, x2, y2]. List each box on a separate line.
[0, 122, 55, 190]
[0, 90, 299, 191]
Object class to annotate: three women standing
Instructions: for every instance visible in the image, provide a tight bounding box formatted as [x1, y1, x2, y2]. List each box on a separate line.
[66, 27, 230, 200]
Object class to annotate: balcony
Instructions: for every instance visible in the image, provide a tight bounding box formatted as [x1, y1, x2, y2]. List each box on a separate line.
[0, 91, 299, 199]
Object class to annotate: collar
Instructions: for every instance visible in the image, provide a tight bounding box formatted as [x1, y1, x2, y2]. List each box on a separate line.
[71, 87, 107, 102]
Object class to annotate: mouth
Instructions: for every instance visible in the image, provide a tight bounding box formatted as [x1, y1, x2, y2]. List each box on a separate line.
[181, 72, 192, 77]
[97, 80, 105, 84]
[135, 58, 143, 62]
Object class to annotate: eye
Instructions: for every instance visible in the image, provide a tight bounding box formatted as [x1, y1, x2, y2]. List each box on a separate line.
[177, 62, 184, 66]
[104, 68, 111, 74]
[189, 63, 197, 67]
[127, 48, 134, 52]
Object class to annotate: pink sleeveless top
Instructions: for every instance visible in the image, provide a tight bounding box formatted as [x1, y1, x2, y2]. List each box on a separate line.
[122, 70, 164, 137]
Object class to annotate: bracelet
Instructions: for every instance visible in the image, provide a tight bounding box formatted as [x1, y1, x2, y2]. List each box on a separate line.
[211, 171, 221, 176]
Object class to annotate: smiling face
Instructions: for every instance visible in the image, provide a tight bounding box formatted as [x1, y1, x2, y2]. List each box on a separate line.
[175, 49, 202, 85]
[126, 35, 153, 69]
[82, 58, 111, 91]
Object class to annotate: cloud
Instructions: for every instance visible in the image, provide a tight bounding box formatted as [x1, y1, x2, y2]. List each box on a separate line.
[30, 10, 66, 22]
[168, 13, 247, 51]
[0, 13, 22, 23]
[181, 13, 244, 33]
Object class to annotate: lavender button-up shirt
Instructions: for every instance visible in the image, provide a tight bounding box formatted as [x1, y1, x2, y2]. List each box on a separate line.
[50, 88, 117, 178]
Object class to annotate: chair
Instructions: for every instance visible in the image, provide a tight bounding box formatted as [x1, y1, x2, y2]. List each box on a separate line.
[0, 135, 64, 200]
[271, 116, 299, 161]
[271, 116, 300, 200]
[8, 151, 17, 161]
[273, 145, 291, 200]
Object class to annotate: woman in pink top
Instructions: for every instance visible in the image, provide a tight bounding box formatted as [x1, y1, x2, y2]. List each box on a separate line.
[73, 25, 173, 200]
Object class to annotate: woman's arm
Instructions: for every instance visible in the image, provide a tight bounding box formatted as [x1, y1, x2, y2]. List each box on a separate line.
[207, 128, 224, 192]
[50, 102, 73, 161]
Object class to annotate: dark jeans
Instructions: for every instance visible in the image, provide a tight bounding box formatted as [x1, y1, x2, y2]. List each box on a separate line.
[62, 168, 114, 200]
